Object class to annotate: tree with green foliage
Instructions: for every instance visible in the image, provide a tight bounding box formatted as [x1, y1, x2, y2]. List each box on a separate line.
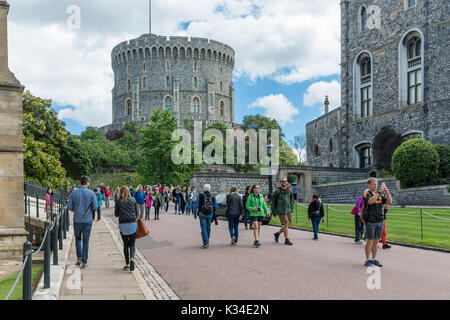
[22, 91, 69, 188]
[241, 114, 284, 137]
[138, 109, 194, 186]
[60, 135, 93, 179]
[392, 138, 440, 188]
[373, 126, 402, 174]
[434, 144, 450, 180]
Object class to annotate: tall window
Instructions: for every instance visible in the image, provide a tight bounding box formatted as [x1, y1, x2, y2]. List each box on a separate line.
[407, 0, 416, 8]
[164, 97, 172, 112]
[314, 145, 320, 158]
[359, 54, 372, 118]
[192, 97, 200, 113]
[220, 81, 223, 93]
[220, 101, 225, 117]
[126, 99, 132, 116]
[142, 62, 146, 72]
[359, 147, 372, 168]
[329, 139, 333, 153]
[127, 64, 130, 74]
[142, 77, 147, 89]
[127, 79, 131, 92]
[407, 36, 422, 104]
[193, 77, 198, 88]
[166, 76, 170, 87]
[361, 7, 367, 31]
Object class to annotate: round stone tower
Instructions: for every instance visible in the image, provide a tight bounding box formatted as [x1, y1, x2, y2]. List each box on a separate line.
[109, 33, 235, 130]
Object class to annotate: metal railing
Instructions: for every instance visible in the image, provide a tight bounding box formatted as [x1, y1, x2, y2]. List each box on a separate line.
[4, 182, 70, 300]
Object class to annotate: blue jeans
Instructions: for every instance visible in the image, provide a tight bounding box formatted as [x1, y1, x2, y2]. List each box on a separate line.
[228, 215, 240, 243]
[244, 210, 253, 228]
[175, 196, 181, 213]
[186, 200, 193, 215]
[191, 201, 198, 215]
[311, 217, 321, 239]
[74, 222, 92, 264]
[199, 212, 213, 246]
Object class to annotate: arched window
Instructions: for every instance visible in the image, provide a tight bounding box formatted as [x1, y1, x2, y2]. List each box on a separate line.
[314, 145, 320, 158]
[354, 52, 373, 118]
[354, 142, 372, 168]
[166, 76, 171, 87]
[361, 7, 367, 31]
[359, 146, 372, 168]
[407, 36, 422, 104]
[164, 97, 172, 112]
[192, 97, 200, 113]
[193, 77, 198, 88]
[399, 30, 423, 107]
[220, 101, 225, 117]
[126, 99, 132, 116]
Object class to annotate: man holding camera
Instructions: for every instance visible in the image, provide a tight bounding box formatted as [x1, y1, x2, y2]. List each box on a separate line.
[362, 178, 392, 267]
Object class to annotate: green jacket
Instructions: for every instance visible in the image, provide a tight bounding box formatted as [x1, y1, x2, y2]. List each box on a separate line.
[154, 193, 163, 206]
[272, 187, 294, 215]
[246, 193, 269, 217]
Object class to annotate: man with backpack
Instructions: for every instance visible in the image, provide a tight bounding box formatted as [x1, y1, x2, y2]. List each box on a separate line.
[194, 184, 218, 249]
[272, 177, 295, 245]
[361, 178, 392, 267]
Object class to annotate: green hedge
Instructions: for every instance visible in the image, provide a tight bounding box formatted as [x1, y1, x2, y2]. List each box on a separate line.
[392, 138, 439, 188]
[434, 144, 450, 180]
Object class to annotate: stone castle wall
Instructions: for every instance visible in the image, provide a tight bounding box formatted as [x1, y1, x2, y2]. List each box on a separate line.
[106, 34, 235, 132]
[307, 0, 450, 168]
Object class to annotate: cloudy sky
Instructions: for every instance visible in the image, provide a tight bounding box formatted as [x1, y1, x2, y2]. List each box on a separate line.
[7, 0, 342, 142]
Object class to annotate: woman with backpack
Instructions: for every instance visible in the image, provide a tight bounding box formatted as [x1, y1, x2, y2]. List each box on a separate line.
[245, 185, 270, 248]
[114, 186, 138, 272]
[194, 184, 218, 249]
[308, 193, 325, 240]
[226, 186, 243, 245]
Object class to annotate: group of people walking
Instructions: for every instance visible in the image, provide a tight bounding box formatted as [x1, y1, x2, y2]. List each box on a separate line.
[67, 174, 393, 271]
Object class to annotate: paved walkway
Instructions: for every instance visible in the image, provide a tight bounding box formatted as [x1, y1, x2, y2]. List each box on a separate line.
[59, 217, 146, 300]
[107, 209, 450, 300]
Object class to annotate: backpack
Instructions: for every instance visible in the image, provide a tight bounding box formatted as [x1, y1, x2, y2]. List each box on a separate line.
[202, 193, 214, 214]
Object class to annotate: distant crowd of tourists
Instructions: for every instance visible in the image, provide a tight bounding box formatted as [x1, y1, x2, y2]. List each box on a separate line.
[66, 175, 392, 270]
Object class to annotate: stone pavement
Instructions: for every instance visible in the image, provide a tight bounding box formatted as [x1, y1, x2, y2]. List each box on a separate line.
[58, 208, 179, 300]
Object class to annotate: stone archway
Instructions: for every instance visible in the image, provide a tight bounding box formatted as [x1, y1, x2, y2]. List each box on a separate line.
[277, 167, 313, 203]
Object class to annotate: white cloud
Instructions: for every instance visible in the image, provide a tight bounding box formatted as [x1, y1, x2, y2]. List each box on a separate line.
[7, 0, 341, 127]
[303, 80, 341, 112]
[249, 94, 299, 124]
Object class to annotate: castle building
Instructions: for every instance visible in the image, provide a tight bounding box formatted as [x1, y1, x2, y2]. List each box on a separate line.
[101, 33, 235, 132]
[306, 0, 449, 169]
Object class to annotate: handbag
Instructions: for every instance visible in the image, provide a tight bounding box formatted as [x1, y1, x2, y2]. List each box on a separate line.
[136, 219, 150, 239]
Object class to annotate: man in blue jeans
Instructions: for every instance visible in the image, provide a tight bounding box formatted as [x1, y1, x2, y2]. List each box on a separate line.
[194, 184, 218, 248]
[68, 176, 98, 268]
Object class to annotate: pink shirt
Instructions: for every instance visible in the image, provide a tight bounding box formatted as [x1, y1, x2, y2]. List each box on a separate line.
[145, 195, 152, 208]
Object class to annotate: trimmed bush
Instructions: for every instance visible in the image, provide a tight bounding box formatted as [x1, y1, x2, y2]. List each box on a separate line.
[434, 144, 450, 179]
[391, 138, 440, 188]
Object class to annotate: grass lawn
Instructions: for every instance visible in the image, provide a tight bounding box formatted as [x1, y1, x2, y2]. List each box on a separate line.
[0, 263, 44, 300]
[270, 205, 450, 250]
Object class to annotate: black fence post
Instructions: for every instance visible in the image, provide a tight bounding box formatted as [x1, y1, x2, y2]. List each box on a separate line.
[420, 208, 424, 241]
[52, 202, 58, 265]
[36, 194, 39, 218]
[23, 241, 32, 300]
[326, 204, 329, 229]
[66, 207, 70, 231]
[44, 220, 51, 289]
[58, 208, 63, 250]
[62, 207, 67, 239]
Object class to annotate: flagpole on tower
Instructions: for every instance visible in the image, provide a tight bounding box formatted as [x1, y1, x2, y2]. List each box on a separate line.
[149, 0, 152, 34]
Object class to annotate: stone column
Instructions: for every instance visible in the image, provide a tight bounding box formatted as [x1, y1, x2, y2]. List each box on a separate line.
[0, 0, 27, 259]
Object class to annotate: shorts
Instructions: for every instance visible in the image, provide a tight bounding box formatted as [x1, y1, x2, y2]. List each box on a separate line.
[365, 222, 384, 240]
[279, 213, 292, 225]
[250, 216, 263, 222]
